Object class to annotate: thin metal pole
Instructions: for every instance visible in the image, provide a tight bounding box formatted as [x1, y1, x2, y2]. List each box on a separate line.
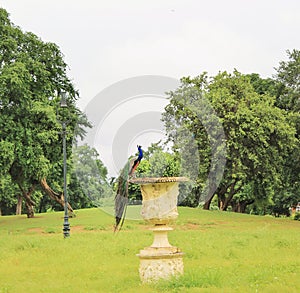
[62, 122, 70, 238]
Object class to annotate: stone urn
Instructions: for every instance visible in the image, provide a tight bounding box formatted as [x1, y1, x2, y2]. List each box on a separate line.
[129, 176, 188, 283]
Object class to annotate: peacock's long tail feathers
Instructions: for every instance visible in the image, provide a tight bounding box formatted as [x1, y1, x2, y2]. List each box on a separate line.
[114, 159, 133, 232]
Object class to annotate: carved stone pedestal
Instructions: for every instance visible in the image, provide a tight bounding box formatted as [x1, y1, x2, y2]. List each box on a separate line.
[130, 177, 188, 283]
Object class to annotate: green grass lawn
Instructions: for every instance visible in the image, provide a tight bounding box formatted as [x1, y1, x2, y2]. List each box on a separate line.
[0, 207, 299, 293]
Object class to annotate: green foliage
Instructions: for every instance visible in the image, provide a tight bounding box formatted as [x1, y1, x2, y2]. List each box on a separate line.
[0, 8, 91, 215]
[145, 148, 180, 177]
[162, 69, 297, 212]
[72, 144, 113, 207]
[275, 49, 300, 111]
[128, 142, 180, 202]
[271, 50, 300, 215]
[294, 213, 300, 221]
[0, 141, 14, 174]
[0, 174, 18, 214]
[246, 73, 278, 96]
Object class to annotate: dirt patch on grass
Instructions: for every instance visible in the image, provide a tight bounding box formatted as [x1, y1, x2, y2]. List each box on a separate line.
[184, 223, 200, 230]
[71, 225, 85, 233]
[27, 227, 44, 233]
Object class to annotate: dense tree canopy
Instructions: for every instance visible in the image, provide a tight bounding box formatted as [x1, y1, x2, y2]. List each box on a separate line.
[162, 69, 298, 214]
[0, 8, 91, 217]
[271, 49, 300, 216]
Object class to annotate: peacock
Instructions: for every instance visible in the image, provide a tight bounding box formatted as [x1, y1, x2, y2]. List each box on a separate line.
[114, 145, 143, 232]
[129, 145, 143, 176]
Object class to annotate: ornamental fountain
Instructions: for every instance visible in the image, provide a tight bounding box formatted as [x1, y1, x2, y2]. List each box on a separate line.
[129, 176, 189, 283]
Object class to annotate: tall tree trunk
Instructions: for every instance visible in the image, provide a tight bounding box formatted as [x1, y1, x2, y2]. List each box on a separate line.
[237, 202, 247, 213]
[16, 195, 22, 215]
[38, 195, 46, 213]
[217, 184, 228, 210]
[18, 184, 35, 218]
[24, 198, 35, 218]
[221, 180, 242, 211]
[203, 194, 214, 210]
[232, 199, 254, 213]
[40, 178, 75, 217]
[222, 192, 235, 211]
[203, 180, 218, 210]
[218, 194, 225, 210]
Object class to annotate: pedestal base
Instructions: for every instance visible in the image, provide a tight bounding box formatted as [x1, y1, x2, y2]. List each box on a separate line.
[138, 252, 184, 283]
[137, 224, 184, 283]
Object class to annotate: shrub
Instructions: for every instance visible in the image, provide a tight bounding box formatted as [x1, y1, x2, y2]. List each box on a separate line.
[294, 213, 300, 221]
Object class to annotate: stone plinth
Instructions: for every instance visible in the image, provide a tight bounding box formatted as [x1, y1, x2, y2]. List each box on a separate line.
[130, 177, 188, 283]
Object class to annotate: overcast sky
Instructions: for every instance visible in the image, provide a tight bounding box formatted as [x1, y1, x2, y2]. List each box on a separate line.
[1, 0, 299, 109]
[1, 0, 299, 176]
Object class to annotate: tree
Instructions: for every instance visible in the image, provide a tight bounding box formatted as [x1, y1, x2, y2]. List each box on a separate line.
[163, 71, 296, 211]
[0, 8, 89, 217]
[244, 66, 300, 216]
[72, 144, 112, 207]
[246, 73, 278, 96]
[270, 49, 300, 215]
[275, 49, 300, 111]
